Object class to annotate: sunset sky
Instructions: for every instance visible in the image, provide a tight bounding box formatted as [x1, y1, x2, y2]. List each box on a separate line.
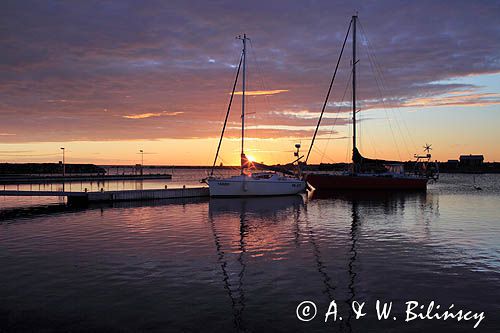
[1, 1, 499, 165]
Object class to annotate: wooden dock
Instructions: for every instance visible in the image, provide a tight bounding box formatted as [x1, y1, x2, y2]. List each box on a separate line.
[0, 187, 209, 204]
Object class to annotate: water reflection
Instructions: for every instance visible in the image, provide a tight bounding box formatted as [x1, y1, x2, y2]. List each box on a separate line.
[208, 195, 303, 331]
[346, 200, 359, 333]
[303, 203, 337, 300]
[0, 197, 209, 223]
[209, 195, 303, 216]
[307, 190, 438, 332]
[208, 208, 246, 330]
[0, 203, 81, 222]
[207, 192, 444, 332]
[1, 177, 499, 332]
[309, 190, 428, 209]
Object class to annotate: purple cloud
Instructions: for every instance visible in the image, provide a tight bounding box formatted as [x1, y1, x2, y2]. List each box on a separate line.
[0, 0, 499, 142]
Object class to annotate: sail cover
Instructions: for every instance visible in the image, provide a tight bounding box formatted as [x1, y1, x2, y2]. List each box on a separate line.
[353, 148, 401, 172]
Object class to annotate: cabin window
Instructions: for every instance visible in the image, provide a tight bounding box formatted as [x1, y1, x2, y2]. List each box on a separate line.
[253, 174, 272, 179]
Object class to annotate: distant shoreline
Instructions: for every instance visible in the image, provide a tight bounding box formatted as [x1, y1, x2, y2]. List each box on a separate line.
[2, 162, 500, 175]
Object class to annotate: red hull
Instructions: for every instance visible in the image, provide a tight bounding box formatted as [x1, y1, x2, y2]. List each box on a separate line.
[306, 174, 427, 191]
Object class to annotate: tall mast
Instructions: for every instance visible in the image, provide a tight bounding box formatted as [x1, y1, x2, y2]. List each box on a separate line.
[352, 14, 357, 169]
[237, 34, 249, 174]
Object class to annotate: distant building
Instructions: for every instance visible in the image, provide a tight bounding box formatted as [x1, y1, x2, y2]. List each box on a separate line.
[446, 159, 459, 169]
[459, 154, 484, 167]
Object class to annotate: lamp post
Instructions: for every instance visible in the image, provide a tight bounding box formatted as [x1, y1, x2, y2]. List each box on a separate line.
[60, 147, 65, 177]
[139, 150, 144, 176]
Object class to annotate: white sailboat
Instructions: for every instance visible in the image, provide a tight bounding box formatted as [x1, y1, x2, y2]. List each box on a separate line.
[208, 171, 306, 197]
[206, 34, 306, 197]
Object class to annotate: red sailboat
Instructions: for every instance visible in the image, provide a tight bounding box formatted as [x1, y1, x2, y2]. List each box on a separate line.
[305, 14, 436, 192]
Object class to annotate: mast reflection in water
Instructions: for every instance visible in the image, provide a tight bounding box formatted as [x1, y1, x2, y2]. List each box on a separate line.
[208, 195, 304, 331]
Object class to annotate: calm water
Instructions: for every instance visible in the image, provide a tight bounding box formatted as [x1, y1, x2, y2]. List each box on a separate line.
[1, 171, 499, 332]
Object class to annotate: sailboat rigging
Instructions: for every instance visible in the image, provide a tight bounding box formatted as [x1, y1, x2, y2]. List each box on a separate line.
[306, 14, 437, 191]
[206, 34, 306, 197]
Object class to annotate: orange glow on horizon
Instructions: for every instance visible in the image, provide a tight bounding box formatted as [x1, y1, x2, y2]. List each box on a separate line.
[123, 111, 184, 119]
[233, 89, 289, 96]
[1, 131, 499, 165]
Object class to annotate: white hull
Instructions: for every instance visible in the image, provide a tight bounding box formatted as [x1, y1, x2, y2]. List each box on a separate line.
[207, 174, 306, 197]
